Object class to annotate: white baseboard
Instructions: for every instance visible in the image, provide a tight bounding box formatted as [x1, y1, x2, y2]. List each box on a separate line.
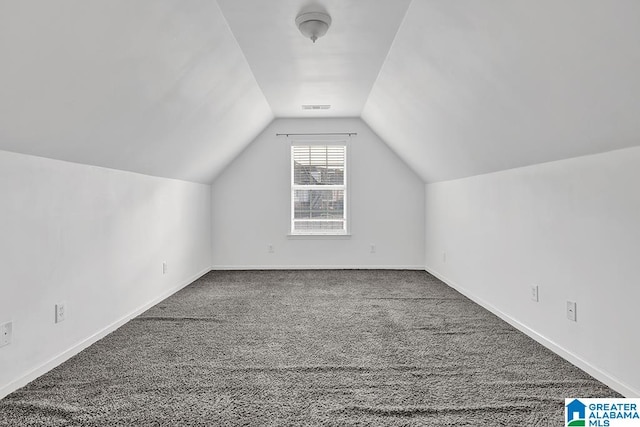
[10, 265, 632, 400]
[425, 266, 639, 398]
[0, 266, 212, 400]
[211, 265, 425, 270]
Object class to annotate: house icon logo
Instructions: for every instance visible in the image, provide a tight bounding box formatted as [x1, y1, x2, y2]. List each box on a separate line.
[566, 399, 587, 426]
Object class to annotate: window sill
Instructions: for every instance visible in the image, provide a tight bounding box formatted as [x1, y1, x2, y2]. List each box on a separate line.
[287, 234, 352, 240]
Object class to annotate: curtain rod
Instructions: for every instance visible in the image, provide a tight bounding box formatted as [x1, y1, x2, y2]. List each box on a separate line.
[276, 132, 357, 136]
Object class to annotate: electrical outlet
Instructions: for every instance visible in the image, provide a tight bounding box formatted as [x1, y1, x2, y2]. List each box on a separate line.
[268, 244, 274, 253]
[55, 303, 66, 323]
[531, 285, 539, 302]
[566, 301, 577, 322]
[0, 322, 12, 347]
[370, 244, 376, 253]
[162, 261, 168, 275]
[442, 252, 447, 263]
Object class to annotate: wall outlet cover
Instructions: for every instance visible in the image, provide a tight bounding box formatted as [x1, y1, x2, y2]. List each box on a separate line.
[1, 322, 13, 347]
[566, 301, 577, 322]
[531, 285, 539, 302]
[55, 303, 66, 323]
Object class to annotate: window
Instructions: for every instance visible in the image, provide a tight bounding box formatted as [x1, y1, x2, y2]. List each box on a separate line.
[291, 144, 347, 235]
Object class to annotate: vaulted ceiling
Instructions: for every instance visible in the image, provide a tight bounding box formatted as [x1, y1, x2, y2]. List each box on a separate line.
[363, 0, 640, 182]
[216, 0, 412, 117]
[1, 0, 639, 184]
[0, 0, 272, 183]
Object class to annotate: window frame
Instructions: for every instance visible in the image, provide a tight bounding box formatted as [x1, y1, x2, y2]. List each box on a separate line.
[289, 137, 349, 236]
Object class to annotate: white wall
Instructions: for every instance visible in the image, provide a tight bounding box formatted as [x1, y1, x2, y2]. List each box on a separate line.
[0, 150, 212, 398]
[425, 146, 640, 397]
[211, 118, 425, 269]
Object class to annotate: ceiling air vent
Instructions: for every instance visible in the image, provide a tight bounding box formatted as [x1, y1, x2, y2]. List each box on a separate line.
[302, 105, 331, 110]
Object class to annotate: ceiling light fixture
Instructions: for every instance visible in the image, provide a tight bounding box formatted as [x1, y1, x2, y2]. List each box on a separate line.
[295, 11, 332, 43]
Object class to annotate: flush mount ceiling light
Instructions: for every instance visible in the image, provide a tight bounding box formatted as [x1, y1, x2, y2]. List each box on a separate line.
[295, 11, 332, 43]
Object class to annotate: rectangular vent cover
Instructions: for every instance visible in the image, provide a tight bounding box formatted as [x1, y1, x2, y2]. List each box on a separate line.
[302, 105, 331, 110]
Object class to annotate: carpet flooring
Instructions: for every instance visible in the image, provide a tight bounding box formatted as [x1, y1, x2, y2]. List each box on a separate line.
[0, 270, 619, 426]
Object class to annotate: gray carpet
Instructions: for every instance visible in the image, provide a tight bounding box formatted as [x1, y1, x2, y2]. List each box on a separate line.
[0, 270, 619, 426]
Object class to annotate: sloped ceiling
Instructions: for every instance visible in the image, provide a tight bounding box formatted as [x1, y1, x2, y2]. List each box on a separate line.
[363, 0, 640, 183]
[216, 0, 412, 117]
[1, 1, 639, 184]
[0, 0, 272, 184]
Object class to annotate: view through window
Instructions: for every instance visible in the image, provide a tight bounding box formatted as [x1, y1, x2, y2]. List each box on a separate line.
[291, 144, 347, 234]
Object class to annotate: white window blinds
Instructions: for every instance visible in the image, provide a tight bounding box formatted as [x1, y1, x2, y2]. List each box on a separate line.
[291, 144, 347, 234]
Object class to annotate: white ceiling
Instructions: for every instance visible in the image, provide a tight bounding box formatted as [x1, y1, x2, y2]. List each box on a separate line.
[1, 1, 640, 184]
[0, 0, 272, 183]
[363, 0, 640, 182]
[216, 0, 412, 117]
